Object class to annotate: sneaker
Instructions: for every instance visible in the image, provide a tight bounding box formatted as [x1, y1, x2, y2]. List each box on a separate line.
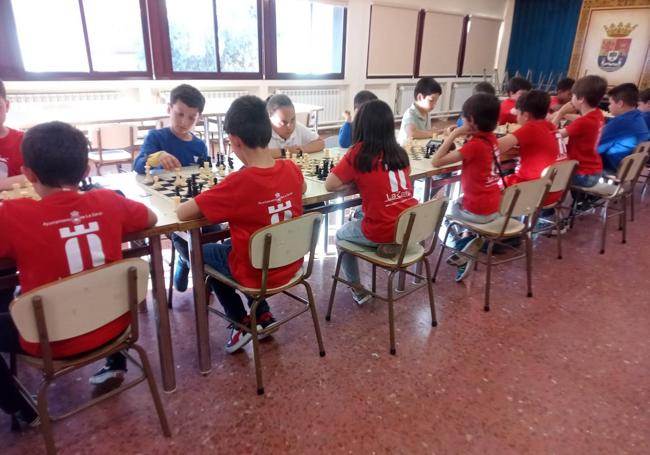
[89, 353, 127, 385]
[173, 257, 190, 292]
[461, 236, 484, 258]
[257, 311, 277, 340]
[352, 289, 371, 305]
[455, 261, 473, 282]
[446, 253, 464, 266]
[549, 224, 569, 236]
[225, 317, 260, 354]
[376, 243, 400, 259]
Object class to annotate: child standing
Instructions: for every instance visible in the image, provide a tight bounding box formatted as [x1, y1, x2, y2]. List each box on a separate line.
[177, 96, 305, 353]
[499, 77, 532, 125]
[266, 94, 324, 158]
[397, 77, 443, 145]
[339, 90, 378, 148]
[0, 80, 26, 191]
[0, 121, 156, 427]
[431, 94, 502, 282]
[552, 75, 608, 187]
[598, 83, 649, 173]
[325, 100, 417, 304]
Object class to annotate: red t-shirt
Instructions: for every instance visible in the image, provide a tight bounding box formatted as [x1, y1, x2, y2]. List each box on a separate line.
[0, 128, 24, 179]
[331, 143, 417, 243]
[195, 160, 304, 289]
[459, 132, 502, 215]
[549, 96, 561, 113]
[566, 109, 604, 175]
[512, 120, 560, 181]
[0, 189, 150, 357]
[499, 98, 517, 125]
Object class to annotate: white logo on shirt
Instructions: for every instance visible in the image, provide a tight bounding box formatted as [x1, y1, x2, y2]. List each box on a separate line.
[58, 220, 106, 274]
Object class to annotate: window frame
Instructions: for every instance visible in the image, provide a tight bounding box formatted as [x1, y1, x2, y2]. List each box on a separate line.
[2, 0, 153, 81]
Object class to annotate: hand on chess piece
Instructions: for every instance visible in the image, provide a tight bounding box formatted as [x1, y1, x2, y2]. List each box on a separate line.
[342, 110, 352, 122]
[444, 125, 457, 136]
[158, 151, 182, 170]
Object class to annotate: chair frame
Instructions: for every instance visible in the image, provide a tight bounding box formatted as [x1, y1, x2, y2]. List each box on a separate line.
[10, 261, 171, 454]
[433, 178, 553, 312]
[89, 124, 136, 175]
[203, 213, 325, 395]
[326, 198, 449, 355]
[570, 151, 648, 254]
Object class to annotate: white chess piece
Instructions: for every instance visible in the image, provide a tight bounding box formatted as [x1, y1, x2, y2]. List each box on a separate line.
[144, 164, 153, 184]
[173, 196, 181, 207]
[152, 175, 161, 189]
[174, 168, 182, 186]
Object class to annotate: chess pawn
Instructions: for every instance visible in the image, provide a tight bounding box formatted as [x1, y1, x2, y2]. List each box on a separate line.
[324, 148, 331, 159]
[152, 175, 161, 189]
[218, 165, 226, 177]
[172, 196, 181, 207]
[174, 168, 182, 186]
[144, 164, 153, 184]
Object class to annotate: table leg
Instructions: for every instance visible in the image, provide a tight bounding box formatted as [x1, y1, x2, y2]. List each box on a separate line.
[189, 228, 212, 375]
[149, 235, 177, 393]
[413, 177, 433, 284]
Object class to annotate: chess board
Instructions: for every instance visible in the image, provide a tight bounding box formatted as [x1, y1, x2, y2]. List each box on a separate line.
[297, 156, 339, 182]
[143, 171, 222, 203]
[0, 184, 40, 201]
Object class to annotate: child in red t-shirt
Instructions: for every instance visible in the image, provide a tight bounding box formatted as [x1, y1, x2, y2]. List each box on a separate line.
[0, 80, 26, 192]
[499, 77, 532, 125]
[432, 93, 502, 282]
[498, 90, 561, 204]
[0, 121, 156, 427]
[177, 96, 305, 354]
[549, 78, 575, 113]
[552, 75, 607, 187]
[325, 100, 417, 305]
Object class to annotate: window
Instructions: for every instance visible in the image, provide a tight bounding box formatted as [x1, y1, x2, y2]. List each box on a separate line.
[166, 0, 217, 72]
[9, 0, 149, 76]
[216, 0, 260, 73]
[272, 0, 346, 77]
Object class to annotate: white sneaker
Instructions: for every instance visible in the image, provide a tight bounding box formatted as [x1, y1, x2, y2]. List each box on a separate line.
[352, 289, 371, 305]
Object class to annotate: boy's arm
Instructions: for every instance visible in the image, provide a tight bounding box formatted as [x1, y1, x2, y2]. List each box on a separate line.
[431, 127, 466, 167]
[145, 207, 158, 227]
[406, 124, 441, 140]
[133, 131, 181, 173]
[497, 134, 520, 160]
[598, 137, 638, 156]
[0, 174, 27, 191]
[338, 122, 352, 148]
[176, 199, 203, 221]
[550, 102, 577, 127]
[300, 138, 325, 154]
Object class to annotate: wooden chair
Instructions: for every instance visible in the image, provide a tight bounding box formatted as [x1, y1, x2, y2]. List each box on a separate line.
[88, 124, 136, 175]
[203, 213, 325, 395]
[433, 177, 552, 311]
[571, 151, 648, 254]
[630, 141, 650, 208]
[9, 258, 171, 455]
[535, 160, 578, 259]
[326, 197, 449, 355]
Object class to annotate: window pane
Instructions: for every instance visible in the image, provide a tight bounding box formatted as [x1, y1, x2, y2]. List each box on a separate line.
[166, 0, 216, 72]
[275, 0, 345, 74]
[82, 0, 146, 72]
[11, 0, 89, 72]
[215, 0, 259, 72]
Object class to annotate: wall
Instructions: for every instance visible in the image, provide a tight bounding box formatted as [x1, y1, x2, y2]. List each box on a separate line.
[3, 0, 514, 122]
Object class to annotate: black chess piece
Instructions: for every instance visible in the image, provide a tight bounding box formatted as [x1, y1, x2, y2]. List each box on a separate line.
[175, 187, 181, 197]
[227, 157, 234, 170]
[213, 177, 218, 186]
[197, 157, 205, 168]
[206, 156, 212, 168]
[198, 183, 204, 193]
[184, 178, 193, 198]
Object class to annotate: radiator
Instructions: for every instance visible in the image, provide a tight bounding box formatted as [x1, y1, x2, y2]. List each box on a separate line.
[275, 88, 345, 125]
[7, 91, 121, 105]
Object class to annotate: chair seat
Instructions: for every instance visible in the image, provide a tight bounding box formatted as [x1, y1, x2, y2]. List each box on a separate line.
[18, 328, 131, 371]
[448, 215, 526, 237]
[204, 264, 305, 295]
[88, 149, 133, 163]
[336, 239, 425, 267]
[572, 182, 618, 197]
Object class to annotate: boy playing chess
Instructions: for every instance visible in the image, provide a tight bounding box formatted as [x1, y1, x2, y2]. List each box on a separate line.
[266, 94, 324, 158]
[177, 96, 306, 353]
[0, 121, 156, 428]
[397, 77, 443, 145]
[338, 90, 378, 148]
[499, 77, 532, 125]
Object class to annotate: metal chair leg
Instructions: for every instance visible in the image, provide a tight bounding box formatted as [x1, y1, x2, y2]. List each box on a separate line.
[387, 271, 396, 355]
[432, 228, 451, 283]
[525, 234, 533, 298]
[325, 253, 344, 321]
[37, 380, 56, 455]
[131, 344, 172, 436]
[484, 241, 495, 312]
[371, 264, 377, 293]
[621, 196, 627, 244]
[555, 207, 563, 259]
[249, 308, 264, 395]
[600, 201, 609, 254]
[303, 281, 326, 357]
[423, 259, 437, 327]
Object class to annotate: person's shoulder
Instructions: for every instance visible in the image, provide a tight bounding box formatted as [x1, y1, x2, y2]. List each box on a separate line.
[145, 127, 168, 140]
[8, 128, 24, 139]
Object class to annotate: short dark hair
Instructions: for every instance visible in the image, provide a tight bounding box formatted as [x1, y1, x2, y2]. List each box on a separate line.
[22, 121, 89, 187]
[473, 82, 496, 96]
[640, 88, 650, 103]
[462, 93, 500, 132]
[0, 80, 5, 100]
[506, 77, 532, 95]
[353, 90, 378, 110]
[414, 77, 442, 98]
[516, 90, 550, 120]
[607, 83, 639, 107]
[169, 84, 206, 113]
[266, 94, 294, 115]
[572, 75, 607, 107]
[556, 78, 575, 92]
[224, 96, 272, 149]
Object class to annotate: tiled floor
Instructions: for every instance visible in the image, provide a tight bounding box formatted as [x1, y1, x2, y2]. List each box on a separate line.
[3, 195, 649, 454]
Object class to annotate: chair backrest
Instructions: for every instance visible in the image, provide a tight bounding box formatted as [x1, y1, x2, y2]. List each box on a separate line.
[499, 177, 551, 218]
[394, 197, 448, 245]
[324, 135, 340, 148]
[10, 258, 149, 344]
[90, 124, 135, 150]
[542, 160, 578, 193]
[616, 151, 648, 183]
[249, 212, 322, 269]
[633, 141, 650, 156]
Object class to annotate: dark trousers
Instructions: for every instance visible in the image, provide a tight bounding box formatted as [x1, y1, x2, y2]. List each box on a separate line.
[0, 312, 31, 416]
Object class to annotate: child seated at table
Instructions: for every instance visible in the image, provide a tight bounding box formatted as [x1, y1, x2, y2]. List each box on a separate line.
[397, 77, 443, 145]
[598, 83, 649, 173]
[339, 90, 378, 148]
[499, 77, 532, 125]
[639, 88, 650, 130]
[325, 100, 417, 305]
[0, 121, 156, 427]
[266, 94, 324, 158]
[552, 75, 608, 187]
[549, 78, 575, 113]
[133, 84, 209, 173]
[456, 81, 496, 128]
[177, 96, 305, 353]
[0, 80, 26, 191]
[431, 93, 502, 282]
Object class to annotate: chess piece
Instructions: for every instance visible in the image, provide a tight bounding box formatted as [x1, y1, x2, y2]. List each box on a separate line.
[227, 156, 234, 170]
[173, 196, 181, 207]
[144, 164, 153, 184]
[174, 168, 182, 187]
[218, 165, 226, 177]
[152, 175, 161, 189]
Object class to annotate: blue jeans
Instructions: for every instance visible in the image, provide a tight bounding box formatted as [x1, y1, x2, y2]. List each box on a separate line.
[335, 219, 377, 285]
[202, 241, 269, 323]
[172, 223, 224, 268]
[572, 173, 600, 187]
